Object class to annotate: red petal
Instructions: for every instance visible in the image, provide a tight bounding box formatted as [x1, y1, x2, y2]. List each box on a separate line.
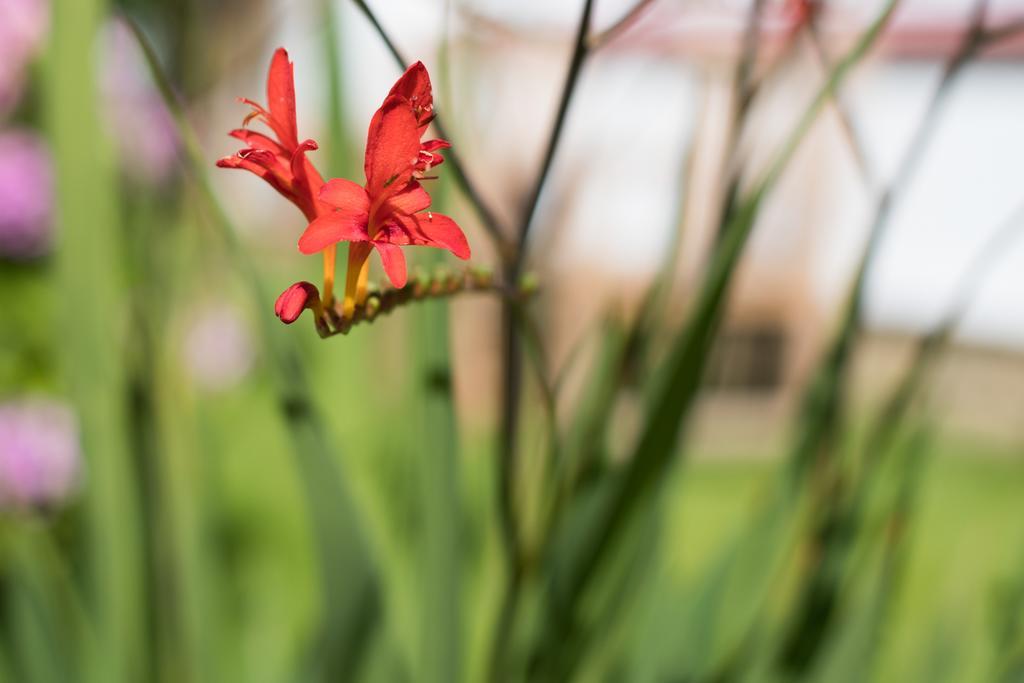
[229, 129, 286, 156]
[373, 242, 407, 288]
[388, 62, 434, 129]
[389, 62, 430, 102]
[289, 139, 319, 179]
[217, 152, 295, 204]
[400, 212, 471, 259]
[275, 281, 319, 323]
[319, 177, 371, 212]
[385, 182, 431, 216]
[302, 159, 327, 219]
[216, 155, 245, 169]
[364, 96, 421, 201]
[415, 140, 449, 174]
[375, 222, 412, 246]
[299, 212, 369, 255]
[289, 139, 325, 220]
[266, 48, 299, 149]
[243, 148, 280, 167]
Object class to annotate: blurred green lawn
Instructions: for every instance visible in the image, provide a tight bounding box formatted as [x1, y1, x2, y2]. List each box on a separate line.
[667, 441, 1024, 683]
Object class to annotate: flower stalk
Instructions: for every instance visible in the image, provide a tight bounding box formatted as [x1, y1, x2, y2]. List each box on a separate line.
[313, 266, 527, 337]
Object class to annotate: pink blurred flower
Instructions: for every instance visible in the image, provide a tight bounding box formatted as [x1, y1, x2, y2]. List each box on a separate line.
[0, 397, 81, 511]
[101, 19, 180, 185]
[183, 304, 256, 392]
[0, 130, 54, 260]
[0, 0, 49, 117]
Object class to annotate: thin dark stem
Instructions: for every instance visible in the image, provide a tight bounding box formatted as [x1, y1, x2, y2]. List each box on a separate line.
[498, 0, 595, 533]
[734, 0, 767, 117]
[784, 0, 985, 482]
[980, 15, 1024, 46]
[714, 0, 767, 242]
[776, 137, 1024, 683]
[587, 0, 657, 51]
[348, 0, 510, 254]
[804, 23, 873, 186]
[514, 0, 596, 264]
[489, 2, 596, 678]
[845, 0, 990, 329]
[772, 2, 993, 673]
[490, 300, 524, 680]
[859, 199, 1024, 469]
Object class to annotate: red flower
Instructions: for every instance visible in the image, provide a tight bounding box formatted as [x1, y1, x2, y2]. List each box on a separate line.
[217, 48, 326, 222]
[297, 63, 470, 318]
[217, 48, 338, 320]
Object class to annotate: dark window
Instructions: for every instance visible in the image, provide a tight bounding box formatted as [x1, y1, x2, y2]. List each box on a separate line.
[707, 325, 786, 392]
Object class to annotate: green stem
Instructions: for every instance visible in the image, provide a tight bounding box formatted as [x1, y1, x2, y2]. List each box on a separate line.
[46, 2, 144, 680]
[490, 3, 596, 678]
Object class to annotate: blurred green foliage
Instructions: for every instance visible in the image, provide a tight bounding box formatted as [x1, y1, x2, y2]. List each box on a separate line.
[0, 0, 1022, 682]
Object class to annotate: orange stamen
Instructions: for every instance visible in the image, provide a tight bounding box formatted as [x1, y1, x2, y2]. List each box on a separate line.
[322, 244, 336, 306]
[341, 242, 372, 319]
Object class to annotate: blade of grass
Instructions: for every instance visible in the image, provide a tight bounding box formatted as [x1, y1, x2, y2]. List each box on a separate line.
[786, 0, 992, 482]
[413, 291, 462, 683]
[44, 2, 146, 680]
[122, 196, 192, 683]
[771, 3, 998, 674]
[617, 120, 700, 384]
[990, 544, 1024, 682]
[544, 487, 666, 682]
[410, 172, 462, 683]
[706, 180, 1024, 683]
[0, 526, 99, 683]
[713, 0, 769, 244]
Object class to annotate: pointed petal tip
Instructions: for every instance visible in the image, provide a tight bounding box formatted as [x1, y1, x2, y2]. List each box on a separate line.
[374, 242, 408, 288]
[296, 233, 324, 256]
[422, 213, 471, 259]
